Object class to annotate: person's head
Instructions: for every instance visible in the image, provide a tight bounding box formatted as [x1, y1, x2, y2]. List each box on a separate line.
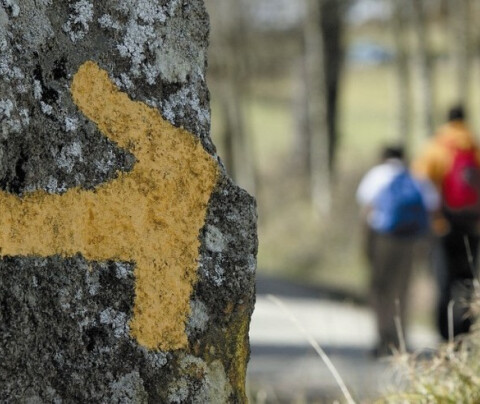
[381, 145, 404, 162]
[448, 105, 465, 122]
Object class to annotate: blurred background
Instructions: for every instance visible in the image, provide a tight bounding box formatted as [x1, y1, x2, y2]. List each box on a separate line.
[205, 0, 480, 303]
[204, 0, 480, 400]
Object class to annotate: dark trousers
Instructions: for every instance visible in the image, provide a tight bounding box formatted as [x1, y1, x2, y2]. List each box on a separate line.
[433, 228, 479, 340]
[365, 229, 415, 352]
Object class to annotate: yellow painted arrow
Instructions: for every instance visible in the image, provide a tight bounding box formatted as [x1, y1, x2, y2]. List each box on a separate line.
[0, 61, 219, 350]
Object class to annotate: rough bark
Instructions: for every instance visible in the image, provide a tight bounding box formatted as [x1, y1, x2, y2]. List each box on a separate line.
[0, 1, 257, 402]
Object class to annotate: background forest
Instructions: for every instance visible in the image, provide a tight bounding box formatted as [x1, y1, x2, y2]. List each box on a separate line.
[204, 0, 480, 308]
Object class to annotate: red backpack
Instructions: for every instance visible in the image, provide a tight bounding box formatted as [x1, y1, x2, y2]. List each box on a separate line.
[442, 144, 480, 221]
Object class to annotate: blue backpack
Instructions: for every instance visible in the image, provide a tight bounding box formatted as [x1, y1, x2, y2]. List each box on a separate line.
[372, 170, 429, 236]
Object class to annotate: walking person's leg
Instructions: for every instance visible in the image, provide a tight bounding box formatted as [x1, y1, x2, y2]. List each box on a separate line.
[435, 229, 479, 340]
[371, 235, 414, 354]
[392, 238, 415, 349]
[368, 231, 392, 355]
[450, 231, 480, 336]
[432, 234, 451, 340]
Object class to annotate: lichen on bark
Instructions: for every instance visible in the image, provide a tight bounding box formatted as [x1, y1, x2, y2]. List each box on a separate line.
[0, 1, 257, 402]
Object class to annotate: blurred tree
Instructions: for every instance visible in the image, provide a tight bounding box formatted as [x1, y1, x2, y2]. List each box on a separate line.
[293, 56, 311, 176]
[300, 0, 349, 215]
[410, 0, 435, 139]
[391, 0, 412, 147]
[304, 0, 330, 215]
[448, 0, 473, 109]
[321, 0, 348, 171]
[208, 0, 349, 208]
[207, 0, 257, 195]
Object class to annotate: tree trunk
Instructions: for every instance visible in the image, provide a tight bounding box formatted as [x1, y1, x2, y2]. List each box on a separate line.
[410, 0, 435, 139]
[305, 0, 331, 216]
[391, 0, 412, 148]
[292, 57, 311, 177]
[294, 0, 346, 183]
[320, 0, 347, 172]
[448, 0, 472, 108]
[0, 1, 256, 402]
[207, 0, 256, 196]
[220, 71, 257, 196]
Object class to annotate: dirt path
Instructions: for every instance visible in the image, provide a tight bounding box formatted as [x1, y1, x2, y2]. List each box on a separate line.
[247, 275, 439, 403]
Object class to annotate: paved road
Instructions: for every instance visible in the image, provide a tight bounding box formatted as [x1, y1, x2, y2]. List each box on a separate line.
[246, 275, 439, 403]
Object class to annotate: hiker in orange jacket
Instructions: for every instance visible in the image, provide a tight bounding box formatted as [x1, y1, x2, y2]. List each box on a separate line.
[412, 105, 480, 340]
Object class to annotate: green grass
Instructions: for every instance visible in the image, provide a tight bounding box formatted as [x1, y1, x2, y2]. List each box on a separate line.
[341, 64, 397, 160]
[246, 98, 293, 174]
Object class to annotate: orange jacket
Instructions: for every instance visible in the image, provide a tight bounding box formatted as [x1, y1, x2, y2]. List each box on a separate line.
[412, 120, 480, 234]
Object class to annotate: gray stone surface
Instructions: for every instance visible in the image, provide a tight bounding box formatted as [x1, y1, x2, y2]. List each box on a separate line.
[0, 1, 257, 402]
[0, 0, 214, 195]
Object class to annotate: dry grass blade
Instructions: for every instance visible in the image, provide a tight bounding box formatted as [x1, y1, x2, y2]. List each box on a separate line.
[380, 278, 480, 403]
[266, 294, 356, 404]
